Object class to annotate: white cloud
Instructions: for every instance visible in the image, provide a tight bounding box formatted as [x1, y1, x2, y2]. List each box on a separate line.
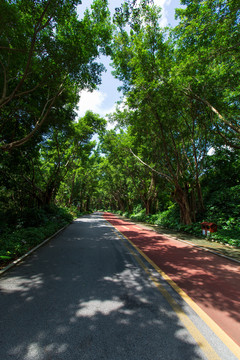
[135, 0, 172, 27]
[76, 90, 116, 119]
[154, 0, 171, 7]
[154, 0, 172, 27]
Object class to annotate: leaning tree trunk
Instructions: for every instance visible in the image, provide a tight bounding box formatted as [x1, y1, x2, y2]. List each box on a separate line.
[144, 173, 157, 215]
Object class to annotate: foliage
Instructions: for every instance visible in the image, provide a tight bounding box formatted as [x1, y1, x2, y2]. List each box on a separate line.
[173, 0, 240, 145]
[111, 200, 240, 248]
[110, 2, 215, 224]
[0, 0, 112, 150]
[1, 0, 240, 261]
[0, 205, 74, 266]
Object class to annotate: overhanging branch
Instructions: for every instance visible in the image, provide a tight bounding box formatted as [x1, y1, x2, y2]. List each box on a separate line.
[0, 85, 64, 151]
[184, 89, 240, 136]
[129, 148, 172, 182]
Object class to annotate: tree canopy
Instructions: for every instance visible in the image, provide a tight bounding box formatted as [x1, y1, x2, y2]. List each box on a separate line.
[1, 0, 240, 264]
[0, 0, 112, 150]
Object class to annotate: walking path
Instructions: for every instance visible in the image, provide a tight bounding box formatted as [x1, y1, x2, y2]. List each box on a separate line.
[145, 224, 240, 263]
[104, 212, 240, 350]
[121, 216, 240, 263]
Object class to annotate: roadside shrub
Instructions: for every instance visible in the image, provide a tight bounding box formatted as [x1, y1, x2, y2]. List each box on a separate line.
[0, 227, 45, 261]
[0, 205, 74, 267]
[55, 207, 73, 222]
[153, 205, 180, 228]
[146, 214, 159, 224]
[19, 207, 49, 228]
[132, 204, 143, 214]
[105, 202, 240, 248]
[122, 211, 130, 218]
[210, 229, 240, 247]
[130, 208, 146, 222]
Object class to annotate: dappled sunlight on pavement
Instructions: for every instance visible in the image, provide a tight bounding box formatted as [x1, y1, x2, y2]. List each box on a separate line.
[104, 212, 240, 348]
[1, 213, 211, 360]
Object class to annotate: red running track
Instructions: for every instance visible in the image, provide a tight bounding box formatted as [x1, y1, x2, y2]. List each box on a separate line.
[104, 212, 240, 347]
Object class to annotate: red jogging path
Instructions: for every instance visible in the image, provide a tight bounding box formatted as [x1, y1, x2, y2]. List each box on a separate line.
[104, 212, 240, 349]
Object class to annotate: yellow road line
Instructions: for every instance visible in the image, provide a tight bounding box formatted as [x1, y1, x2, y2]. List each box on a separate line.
[114, 232, 221, 360]
[105, 219, 240, 360]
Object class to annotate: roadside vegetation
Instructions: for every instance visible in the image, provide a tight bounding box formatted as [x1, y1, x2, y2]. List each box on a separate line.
[1, 0, 239, 268]
[0, 206, 72, 267]
[105, 146, 240, 248]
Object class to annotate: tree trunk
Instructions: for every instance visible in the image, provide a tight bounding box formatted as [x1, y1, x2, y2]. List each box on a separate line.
[145, 198, 151, 215]
[174, 185, 193, 225]
[144, 173, 156, 215]
[118, 198, 125, 212]
[196, 181, 205, 214]
[68, 173, 76, 206]
[86, 196, 90, 212]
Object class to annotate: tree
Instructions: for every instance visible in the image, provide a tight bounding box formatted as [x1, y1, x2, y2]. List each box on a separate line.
[56, 112, 107, 210]
[111, 2, 211, 223]
[0, 108, 106, 221]
[98, 128, 165, 215]
[22, 111, 106, 207]
[0, 0, 112, 151]
[173, 0, 240, 146]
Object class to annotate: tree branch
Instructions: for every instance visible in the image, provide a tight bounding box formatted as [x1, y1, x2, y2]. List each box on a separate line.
[0, 46, 28, 53]
[0, 59, 7, 101]
[0, 0, 52, 108]
[184, 89, 240, 136]
[215, 124, 240, 149]
[0, 85, 64, 151]
[129, 148, 172, 182]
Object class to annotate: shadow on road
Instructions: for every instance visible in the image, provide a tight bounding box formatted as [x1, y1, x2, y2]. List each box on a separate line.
[104, 212, 240, 347]
[0, 213, 211, 359]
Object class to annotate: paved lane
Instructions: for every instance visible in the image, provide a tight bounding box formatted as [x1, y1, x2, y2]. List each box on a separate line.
[0, 213, 237, 359]
[104, 212, 240, 359]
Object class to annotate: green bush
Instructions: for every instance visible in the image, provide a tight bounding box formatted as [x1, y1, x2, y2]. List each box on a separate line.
[130, 208, 146, 222]
[204, 185, 240, 225]
[153, 205, 180, 228]
[113, 202, 240, 248]
[211, 229, 240, 247]
[99, 202, 240, 248]
[0, 205, 74, 266]
[19, 207, 49, 228]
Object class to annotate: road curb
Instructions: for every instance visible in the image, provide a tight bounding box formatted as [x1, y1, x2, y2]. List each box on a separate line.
[166, 235, 240, 265]
[146, 227, 240, 265]
[0, 223, 70, 277]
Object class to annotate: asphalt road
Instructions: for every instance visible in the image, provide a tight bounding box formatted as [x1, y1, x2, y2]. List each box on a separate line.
[0, 213, 238, 360]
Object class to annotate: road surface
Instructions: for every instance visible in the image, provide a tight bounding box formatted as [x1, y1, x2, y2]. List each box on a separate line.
[0, 212, 239, 360]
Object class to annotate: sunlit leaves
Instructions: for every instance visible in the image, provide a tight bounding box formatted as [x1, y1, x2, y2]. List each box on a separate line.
[0, 0, 112, 150]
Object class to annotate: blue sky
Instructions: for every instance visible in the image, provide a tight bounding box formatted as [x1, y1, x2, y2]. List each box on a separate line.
[76, 0, 182, 121]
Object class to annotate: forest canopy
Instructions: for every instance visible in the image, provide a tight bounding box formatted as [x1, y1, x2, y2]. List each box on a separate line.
[0, 0, 240, 264]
